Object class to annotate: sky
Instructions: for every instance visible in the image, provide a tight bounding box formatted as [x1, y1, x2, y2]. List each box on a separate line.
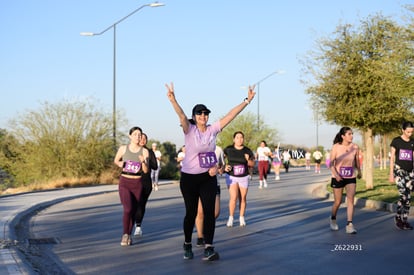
[0, 0, 411, 150]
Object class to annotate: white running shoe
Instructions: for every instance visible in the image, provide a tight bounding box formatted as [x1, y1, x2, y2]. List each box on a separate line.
[264, 180, 268, 188]
[239, 216, 246, 227]
[226, 216, 234, 227]
[120, 234, 131, 246]
[134, 226, 142, 236]
[276, 176, 280, 180]
[330, 217, 339, 231]
[346, 223, 357, 234]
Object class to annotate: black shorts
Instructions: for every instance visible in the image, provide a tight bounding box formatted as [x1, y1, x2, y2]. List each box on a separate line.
[330, 177, 356, 188]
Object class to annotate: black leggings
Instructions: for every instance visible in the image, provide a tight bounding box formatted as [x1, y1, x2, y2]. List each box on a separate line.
[135, 174, 153, 226]
[180, 172, 217, 245]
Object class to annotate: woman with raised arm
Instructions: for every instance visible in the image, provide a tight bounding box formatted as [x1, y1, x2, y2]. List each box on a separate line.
[166, 82, 255, 261]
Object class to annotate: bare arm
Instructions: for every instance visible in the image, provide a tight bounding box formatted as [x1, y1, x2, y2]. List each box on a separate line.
[140, 148, 150, 174]
[389, 146, 396, 183]
[165, 82, 190, 134]
[354, 145, 362, 179]
[219, 85, 256, 130]
[114, 145, 127, 168]
[329, 145, 342, 182]
[246, 153, 255, 167]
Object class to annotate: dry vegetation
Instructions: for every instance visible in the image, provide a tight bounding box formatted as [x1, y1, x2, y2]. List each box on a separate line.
[1, 169, 119, 196]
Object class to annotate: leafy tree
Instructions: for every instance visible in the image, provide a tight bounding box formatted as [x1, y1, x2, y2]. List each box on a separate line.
[0, 129, 17, 188]
[159, 141, 178, 179]
[303, 14, 414, 188]
[6, 99, 114, 185]
[217, 112, 278, 151]
[146, 139, 179, 179]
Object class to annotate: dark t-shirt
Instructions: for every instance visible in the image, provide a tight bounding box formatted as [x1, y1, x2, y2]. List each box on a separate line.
[390, 136, 414, 171]
[224, 145, 254, 177]
[142, 146, 158, 184]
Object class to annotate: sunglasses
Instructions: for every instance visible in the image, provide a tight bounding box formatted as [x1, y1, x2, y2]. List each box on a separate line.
[195, 110, 210, 116]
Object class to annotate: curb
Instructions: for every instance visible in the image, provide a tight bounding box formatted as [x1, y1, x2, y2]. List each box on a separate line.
[311, 182, 406, 215]
[1, 181, 178, 275]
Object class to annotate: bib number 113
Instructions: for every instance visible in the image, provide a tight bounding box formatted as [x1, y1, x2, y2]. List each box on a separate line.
[198, 152, 217, 168]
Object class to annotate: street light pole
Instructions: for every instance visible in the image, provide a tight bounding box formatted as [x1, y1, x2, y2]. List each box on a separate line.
[311, 102, 320, 149]
[254, 70, 284, 129]
[113, 25, 116, 149]
[81, 2, 165, 150]
[316, 111, 319, 149]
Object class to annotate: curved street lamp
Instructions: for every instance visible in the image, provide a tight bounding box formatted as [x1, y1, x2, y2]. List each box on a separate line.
[81, 2, 165, 150]
[254, 70, 285, 129]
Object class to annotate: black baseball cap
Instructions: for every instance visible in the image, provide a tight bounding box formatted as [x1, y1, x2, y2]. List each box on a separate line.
[192, 104, 211, 116]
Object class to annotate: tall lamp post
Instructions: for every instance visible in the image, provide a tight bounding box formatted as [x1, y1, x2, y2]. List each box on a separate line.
[313, 108, 321, 149]
[315, 111, 319, 149]
[81, 2, 165, 149]
[254, 70, 284, 129]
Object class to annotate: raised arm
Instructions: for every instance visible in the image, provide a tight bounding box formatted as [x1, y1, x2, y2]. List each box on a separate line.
[219, 85, 256, 130]
[165, 82, 190, 133]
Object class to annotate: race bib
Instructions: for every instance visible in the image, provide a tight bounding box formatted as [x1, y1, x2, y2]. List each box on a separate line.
[339, 166, 353, 177]
[233, 164, 245, 176]
[198, 152, 217, 168]
[399, 149, 412, 161]
[123, 160, 141, 174]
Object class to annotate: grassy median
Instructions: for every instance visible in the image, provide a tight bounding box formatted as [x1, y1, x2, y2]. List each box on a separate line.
[327, 168, 405, 205]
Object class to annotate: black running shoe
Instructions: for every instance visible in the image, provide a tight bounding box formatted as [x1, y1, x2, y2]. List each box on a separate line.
[202, 246, 219, 261]
[183, 243, 193, 260]
[403, 221, 413, 230]
[395, 216, 404, 230]
[196, 238, 205, 247]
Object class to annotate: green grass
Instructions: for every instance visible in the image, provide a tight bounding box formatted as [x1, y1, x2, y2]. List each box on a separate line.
[327, 168, 403, 205]
[356, 169, 400, 204]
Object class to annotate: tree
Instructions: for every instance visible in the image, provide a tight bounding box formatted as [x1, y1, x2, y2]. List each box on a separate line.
[0, 129, 17, 188]
[303, 14, 414, 189]
[6, 99, 115, 185]
[217, 112, 278, 150]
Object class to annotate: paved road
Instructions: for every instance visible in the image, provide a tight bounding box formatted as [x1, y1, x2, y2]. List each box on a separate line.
[1, 168, 413, 274]
[0, 185, 118, 275]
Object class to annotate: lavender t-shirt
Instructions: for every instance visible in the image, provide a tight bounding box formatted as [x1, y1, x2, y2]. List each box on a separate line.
[181, 121, 221, 174]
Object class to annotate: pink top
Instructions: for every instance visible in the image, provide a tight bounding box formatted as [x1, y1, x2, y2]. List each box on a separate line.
[331, 143, 359, 179]
[181, 121, 221, 174]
